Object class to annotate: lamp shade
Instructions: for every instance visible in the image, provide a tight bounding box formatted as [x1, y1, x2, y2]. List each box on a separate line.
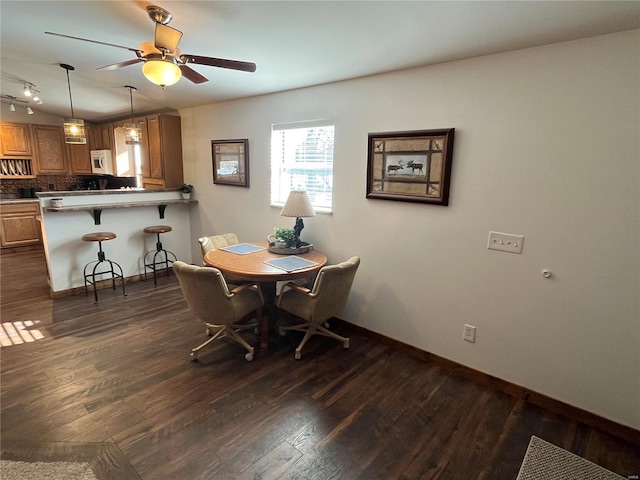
[63, 118, 87, 144]
[281, 191, 316, 218]
[142, 59, 182, 87]
[124, 123, 142, 145]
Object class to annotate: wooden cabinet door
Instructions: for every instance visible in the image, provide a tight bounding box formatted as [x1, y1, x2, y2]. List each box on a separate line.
[32, 125, 68, 174]
[99, 124, 114, 151]
[0, 123, 32, 156]
[147, 115, 163, 179]
[88, 124, 113, 151]
[0, 204, 41, 248]
[136, 116, 150, 179]
[68, 142, 91, 174]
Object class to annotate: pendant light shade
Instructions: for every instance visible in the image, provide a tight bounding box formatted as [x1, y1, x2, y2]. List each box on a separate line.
[60, 63, 86, 144]
[124, 86, 142, 145]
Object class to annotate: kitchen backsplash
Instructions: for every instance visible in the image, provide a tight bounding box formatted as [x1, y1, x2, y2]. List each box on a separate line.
[1, 174, 82, 196]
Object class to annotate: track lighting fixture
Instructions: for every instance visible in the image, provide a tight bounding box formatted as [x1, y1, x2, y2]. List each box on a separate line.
[32, 91, 43, 104]
[9, 102, 16, 112]
[23, 83, 33, 97]
[60, 63, 86, 144]
[26, 106, 34, 115]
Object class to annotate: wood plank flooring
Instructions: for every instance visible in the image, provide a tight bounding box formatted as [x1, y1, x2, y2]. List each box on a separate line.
[1, 250, 639, 479]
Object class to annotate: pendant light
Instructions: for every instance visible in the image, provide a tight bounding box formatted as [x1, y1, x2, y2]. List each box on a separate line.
[60, 63, 86, 144]
[124, 86, 142, 145]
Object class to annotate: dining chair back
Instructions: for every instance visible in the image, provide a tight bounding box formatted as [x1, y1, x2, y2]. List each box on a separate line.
[277, 256, 360, 359]
[198, 233, 240, 260]
[173, 260, 263, 361]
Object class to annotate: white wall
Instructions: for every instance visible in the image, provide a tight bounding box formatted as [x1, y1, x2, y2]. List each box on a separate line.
[179, 30, 640, 430]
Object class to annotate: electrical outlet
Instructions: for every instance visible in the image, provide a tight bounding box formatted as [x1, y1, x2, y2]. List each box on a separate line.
[463, 324, 476, 343]
[487, 231, 524, 254]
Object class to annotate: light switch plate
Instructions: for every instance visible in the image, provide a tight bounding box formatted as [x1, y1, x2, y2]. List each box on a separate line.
[487, 231, 524, 254]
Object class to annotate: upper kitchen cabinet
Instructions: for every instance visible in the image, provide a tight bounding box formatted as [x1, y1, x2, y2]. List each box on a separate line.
[142, 114, 183, 189]
[67, 141, 91, 174]
[32, 124, 68, 174]
[0, 122, 33, 157]
[88, 123, 114, 152]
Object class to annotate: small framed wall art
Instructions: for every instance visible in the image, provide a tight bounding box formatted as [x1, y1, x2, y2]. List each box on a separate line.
[366, 128, 454, 205]
[212, 138, 249, 187]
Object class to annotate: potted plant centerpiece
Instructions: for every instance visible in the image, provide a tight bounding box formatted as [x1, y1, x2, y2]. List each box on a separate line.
[268, 226, 313, 254]
[179, 183, 193, 199]
[273, 227, 296, 248]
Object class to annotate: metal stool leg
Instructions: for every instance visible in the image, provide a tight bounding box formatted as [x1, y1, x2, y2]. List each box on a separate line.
[83, 240, 126, 303]
[144, 232, 177, 286]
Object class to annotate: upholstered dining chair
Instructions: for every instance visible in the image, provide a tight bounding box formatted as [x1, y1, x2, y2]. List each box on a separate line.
[277, 256, 360, 359]
[198, 233, 240, 263]
[173, 261, 264, 361]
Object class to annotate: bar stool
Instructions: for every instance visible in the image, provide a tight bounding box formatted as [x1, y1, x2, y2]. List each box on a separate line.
[143, 225, 177, 286]
[82, 232, 126, 302]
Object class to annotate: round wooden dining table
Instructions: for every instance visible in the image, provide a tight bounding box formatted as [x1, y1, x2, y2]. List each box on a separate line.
[203, 242, 327, 350]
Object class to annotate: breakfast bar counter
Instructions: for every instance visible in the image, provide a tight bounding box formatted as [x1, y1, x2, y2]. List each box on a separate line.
[38, 189, 196, 297]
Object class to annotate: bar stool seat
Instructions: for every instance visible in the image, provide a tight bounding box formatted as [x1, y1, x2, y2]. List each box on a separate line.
[143, 225, 177, 286]
[82, 231, 125, 302]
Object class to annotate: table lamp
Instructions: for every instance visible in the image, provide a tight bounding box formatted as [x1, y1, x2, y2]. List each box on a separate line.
[280, 191, 316, 247]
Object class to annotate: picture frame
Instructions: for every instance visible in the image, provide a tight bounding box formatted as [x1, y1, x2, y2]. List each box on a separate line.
[211, 139, 250, 187]
[366, 128, 455, 205]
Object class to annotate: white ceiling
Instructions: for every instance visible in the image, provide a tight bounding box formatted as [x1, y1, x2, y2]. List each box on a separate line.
[1, 1, 638, 123]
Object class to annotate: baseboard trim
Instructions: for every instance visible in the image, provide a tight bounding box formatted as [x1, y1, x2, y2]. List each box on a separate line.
[336, 319, 640, 446]
[48, 270, 169, 299]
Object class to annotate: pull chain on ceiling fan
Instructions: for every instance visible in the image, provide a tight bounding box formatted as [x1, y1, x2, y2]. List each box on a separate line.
[45, 5, 256, 89]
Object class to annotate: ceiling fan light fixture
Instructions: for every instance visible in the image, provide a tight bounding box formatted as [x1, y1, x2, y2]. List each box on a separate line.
[142, 58, 181, 87]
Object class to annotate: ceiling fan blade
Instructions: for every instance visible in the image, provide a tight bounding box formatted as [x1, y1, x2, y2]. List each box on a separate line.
[45, 31, 140, 53]
[155, 24, 182, 53]
[180, 54, 257, 73]
[97, 58, 144, 71]
[179, 65, 209, 84]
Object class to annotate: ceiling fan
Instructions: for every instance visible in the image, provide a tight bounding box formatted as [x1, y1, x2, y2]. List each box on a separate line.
[45, 5, 256, 88]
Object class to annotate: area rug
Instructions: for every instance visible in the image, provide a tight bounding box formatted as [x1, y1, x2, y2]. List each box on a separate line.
[516, 436, 625, 480]
[0, 460, 97, 480]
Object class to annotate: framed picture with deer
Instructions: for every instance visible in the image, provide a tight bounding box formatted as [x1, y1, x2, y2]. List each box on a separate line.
[366, 128, 455, 205]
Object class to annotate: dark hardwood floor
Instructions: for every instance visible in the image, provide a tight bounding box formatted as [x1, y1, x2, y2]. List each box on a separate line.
[1, 250, 638, 479]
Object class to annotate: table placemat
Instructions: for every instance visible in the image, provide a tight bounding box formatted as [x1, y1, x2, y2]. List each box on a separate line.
[220, 243, 266, 255]
[264, 256, 318, 272]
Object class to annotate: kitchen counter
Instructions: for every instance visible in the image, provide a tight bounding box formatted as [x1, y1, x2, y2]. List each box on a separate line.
[38, 189, 196, 296]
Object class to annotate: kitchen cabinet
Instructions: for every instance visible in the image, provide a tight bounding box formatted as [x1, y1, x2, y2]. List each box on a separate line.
[0, 122, 33, 157]
[32, 124, 68, 174]
[0, 202, 42, 249]
[141, 114, 183, 188]
[136, 116, 150, 178]
[88, 123, 114, 152]
[68, 141, 92, 174]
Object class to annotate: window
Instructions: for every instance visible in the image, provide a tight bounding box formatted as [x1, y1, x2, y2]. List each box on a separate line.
[271, 120, 334, 212]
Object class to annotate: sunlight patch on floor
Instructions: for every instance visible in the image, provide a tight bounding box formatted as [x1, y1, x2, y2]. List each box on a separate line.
[1, 321, 45, 346]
